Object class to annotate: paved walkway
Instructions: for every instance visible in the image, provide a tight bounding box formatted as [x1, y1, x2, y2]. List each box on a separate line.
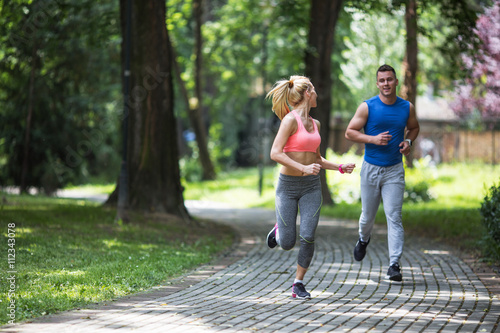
[2, 202, 500, 332]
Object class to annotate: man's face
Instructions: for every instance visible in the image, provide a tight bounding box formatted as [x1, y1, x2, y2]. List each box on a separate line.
[376, 71, 398, 97]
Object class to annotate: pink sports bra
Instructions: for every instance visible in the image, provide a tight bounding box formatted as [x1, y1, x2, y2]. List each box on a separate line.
[283, 110, 321, 153]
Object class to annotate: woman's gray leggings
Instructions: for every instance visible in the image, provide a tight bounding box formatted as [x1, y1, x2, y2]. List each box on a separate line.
[275, 173, 322, 269]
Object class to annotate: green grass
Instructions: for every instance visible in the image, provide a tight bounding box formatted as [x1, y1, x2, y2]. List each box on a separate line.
[63, 183, 115, 194]
[183, 166, 279, 208]
[0, 195, 234, 325]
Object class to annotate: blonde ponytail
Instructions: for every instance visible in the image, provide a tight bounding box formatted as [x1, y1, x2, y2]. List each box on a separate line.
[266, 76, 312, 120]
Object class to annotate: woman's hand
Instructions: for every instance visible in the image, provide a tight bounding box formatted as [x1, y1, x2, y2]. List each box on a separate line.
[340, 163, 356, 174]
[302, 163, 321, 176]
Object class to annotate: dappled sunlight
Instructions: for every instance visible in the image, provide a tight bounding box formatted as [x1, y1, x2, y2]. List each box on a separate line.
[423, 249, 451, 255]
[42, 269, 87, 278]
[101, 238, 125, 248]
[2, 227, 33, 235]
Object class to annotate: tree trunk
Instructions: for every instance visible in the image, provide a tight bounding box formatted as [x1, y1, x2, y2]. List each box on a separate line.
[116, 0, 189, 218]
[20, 42, 37, 193]
[305, 0, 343, 206]
[400, 0, 418, 168]
[192, 0, 216, 180]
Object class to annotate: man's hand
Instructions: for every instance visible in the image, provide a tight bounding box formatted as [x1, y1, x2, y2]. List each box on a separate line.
[372, 131, 392, 145]
[399, 141, 411, 156]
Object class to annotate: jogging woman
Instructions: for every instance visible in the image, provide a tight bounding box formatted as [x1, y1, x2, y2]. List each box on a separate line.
[265, 75, 355, 299]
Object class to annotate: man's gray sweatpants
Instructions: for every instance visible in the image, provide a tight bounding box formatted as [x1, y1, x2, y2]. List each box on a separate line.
[359, 160, 405, 266]
[275, 173, 322, 269]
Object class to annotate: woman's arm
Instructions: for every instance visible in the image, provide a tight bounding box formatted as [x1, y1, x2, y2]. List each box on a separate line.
[314, 120, 356, 174]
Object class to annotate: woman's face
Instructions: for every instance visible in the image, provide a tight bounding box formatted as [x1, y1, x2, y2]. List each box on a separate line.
[308, 85, 317, 108]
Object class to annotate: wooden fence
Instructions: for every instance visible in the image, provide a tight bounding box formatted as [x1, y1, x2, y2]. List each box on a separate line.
[330, 119, 500, 165]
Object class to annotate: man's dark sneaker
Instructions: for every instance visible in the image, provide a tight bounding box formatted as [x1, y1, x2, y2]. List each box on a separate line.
[292, 283, 311, 299]
[353, 238, 370, 261]
[386, 264, 402, 281]
[267, 224, 278, 249]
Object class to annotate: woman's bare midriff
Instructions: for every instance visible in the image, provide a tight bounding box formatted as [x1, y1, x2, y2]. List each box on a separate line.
[280, 151, 319, 176]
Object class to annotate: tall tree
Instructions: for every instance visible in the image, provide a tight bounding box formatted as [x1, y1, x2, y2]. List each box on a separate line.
[117, 0, 188, 217]
[400, 0, 418, 107]
[20, 26, 39, 193]
[399, 0, 418, 167]
[393, 0, 481, 90]
[305, 0, 344, 206]
[185, 0, 216, 180]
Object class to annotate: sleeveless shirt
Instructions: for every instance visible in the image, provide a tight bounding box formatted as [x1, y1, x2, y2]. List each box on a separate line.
[364, 95, 410, 166]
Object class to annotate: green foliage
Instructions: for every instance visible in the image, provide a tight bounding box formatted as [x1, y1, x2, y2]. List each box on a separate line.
[478, 235, 500, 263]
[201, 0, 306, 167]
[0, 194, 234, 325]
[480, 180, 500, 243]
[324, 150, 436, 204]
[403, 156, 437, 203]
[180, 123, 235, 181]
[207, 122, 234, 169]
[180, 142, 204, 182]
[0, 0, 122, 192]
[404, 181, 433, 203]
[340, 7, 405, 104]
[391, 0, 482, 89]
[325, 148, 363, 204]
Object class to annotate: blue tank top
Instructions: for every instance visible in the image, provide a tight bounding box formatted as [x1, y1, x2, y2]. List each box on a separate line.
[364, 95, 410, 167]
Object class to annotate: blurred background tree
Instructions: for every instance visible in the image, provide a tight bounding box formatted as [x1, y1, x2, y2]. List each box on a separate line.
[0, 0, 121, 194]
[449, 0, 500, 128]
[449, 0, 500, 164]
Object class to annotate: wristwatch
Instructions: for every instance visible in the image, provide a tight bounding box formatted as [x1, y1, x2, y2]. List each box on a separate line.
[404, 139, 412, 147]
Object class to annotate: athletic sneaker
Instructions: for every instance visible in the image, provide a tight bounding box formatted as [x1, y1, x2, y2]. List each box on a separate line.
[353, 238, 370, 261]
[266, 224, 278, 249]
[292, 283, 311, 299]
[386, 263, 402, 281]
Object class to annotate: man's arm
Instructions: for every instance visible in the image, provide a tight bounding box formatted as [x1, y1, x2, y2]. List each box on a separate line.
[345, 102, 392, 145]
[399, 102, 420, 155]
[405, 103, 419, 142]
[315, 120, 356, 173]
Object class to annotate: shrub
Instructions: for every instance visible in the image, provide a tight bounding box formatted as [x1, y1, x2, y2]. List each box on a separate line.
[480, 180, 500, 243]
[404, 180, 434, 203]
[404, 156, 436, 203]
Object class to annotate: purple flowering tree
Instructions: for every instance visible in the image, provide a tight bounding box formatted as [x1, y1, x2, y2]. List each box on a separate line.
[450, 1, 500, 129]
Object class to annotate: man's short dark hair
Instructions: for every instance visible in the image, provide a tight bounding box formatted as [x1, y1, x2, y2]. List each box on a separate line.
[377, 64, 396, 78]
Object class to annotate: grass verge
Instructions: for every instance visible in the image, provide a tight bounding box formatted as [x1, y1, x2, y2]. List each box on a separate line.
[0, 195, 234, 325]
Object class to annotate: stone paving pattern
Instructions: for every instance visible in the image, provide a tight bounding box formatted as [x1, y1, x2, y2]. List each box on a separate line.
[2, 202, 499, 332]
